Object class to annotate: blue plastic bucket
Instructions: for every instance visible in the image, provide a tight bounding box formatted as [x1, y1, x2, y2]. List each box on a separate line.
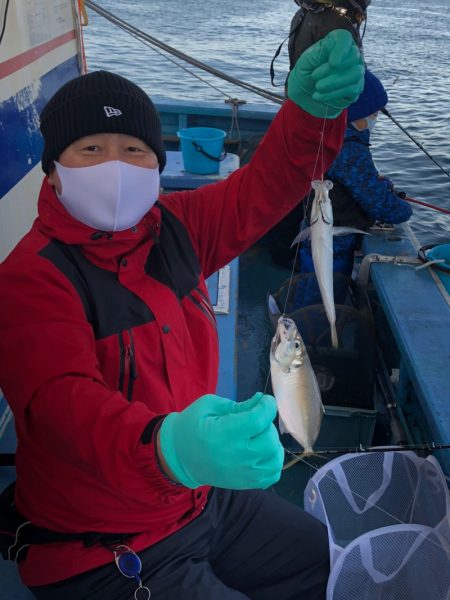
[426, 243, 450, 294]
[177, 127, 226, 174]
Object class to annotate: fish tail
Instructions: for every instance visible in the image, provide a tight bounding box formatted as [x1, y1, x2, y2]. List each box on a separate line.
[331, 323, 338, 349]
[283, 455, 303, 470]
[282, 450, 328, 470]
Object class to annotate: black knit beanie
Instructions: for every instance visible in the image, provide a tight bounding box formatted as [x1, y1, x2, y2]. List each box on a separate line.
[40, 70, 166, 174]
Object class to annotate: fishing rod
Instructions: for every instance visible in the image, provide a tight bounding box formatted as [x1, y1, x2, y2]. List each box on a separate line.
[405, 196, 450, 216]
[381, 107, 450, 181]
[285, 442, 450, 459]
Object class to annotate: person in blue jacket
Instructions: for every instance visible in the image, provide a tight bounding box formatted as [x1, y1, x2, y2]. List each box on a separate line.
[293, 69, 413, 308]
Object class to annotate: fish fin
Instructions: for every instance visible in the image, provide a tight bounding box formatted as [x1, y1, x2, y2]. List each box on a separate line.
[267, 293, 281, 317]
[306, 452, 328, 462]
[290, 227, 311, 248]
[283, 455, 303, 470]
[278, 415, 289, 435]
[283, 451, 327, 470]
[332, 226, 370, 237]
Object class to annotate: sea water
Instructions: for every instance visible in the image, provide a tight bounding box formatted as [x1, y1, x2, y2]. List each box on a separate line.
[84, 0, 450, 245]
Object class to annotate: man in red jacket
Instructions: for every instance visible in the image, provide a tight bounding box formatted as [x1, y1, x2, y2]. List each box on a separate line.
[0, 31, 363, 600]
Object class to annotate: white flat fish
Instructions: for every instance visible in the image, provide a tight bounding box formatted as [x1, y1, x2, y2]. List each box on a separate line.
[270, 316, 324, 464]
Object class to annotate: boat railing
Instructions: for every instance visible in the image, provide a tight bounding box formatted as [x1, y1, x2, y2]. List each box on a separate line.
[361, 224, 450, 476]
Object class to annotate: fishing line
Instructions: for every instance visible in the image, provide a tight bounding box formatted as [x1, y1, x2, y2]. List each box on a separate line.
[280, 106, 330, 317]
[84, 4, 431, 537]
[264, 100, 333, 402]
[264, 108, 331, 404]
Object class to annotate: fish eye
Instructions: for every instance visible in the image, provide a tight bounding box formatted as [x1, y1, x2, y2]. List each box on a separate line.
[295, 342, 300, 348]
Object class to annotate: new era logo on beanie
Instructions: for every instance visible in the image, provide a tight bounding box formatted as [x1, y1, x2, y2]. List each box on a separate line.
[39, 70, 166, 174]
[103, 106, 123, 118]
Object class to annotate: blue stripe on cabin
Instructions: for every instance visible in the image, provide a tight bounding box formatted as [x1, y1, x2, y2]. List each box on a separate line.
[0, 55, 80, 199]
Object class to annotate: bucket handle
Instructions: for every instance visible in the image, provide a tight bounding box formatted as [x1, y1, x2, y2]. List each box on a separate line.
[192, 141, 226, 163]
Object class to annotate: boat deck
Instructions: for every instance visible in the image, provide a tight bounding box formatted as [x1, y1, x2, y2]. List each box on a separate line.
[362, 225, 450, 475]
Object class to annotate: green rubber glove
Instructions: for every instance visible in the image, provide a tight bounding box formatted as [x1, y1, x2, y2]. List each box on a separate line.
[158, 392, 284, 489]
[287, 29, 365, 118]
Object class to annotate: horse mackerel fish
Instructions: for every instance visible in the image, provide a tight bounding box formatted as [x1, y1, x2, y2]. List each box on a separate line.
[270, 316, 324, 467]
[292, 179, 367, 349]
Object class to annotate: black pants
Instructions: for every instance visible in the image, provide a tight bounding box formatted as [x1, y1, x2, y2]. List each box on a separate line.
[30, 489, 329, 600]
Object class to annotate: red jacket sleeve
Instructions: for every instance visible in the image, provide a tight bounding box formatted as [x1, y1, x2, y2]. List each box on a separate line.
[162, 100, 346, 277]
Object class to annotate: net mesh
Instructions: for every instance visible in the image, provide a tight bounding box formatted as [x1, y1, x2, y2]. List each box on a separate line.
[327, 524, 450, 600]
[304, 451, 450, 596]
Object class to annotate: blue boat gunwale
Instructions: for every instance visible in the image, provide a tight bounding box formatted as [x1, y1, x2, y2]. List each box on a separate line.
[155, 98, 279, 153]
[362, 225, 450, 473]
[154, 98, 279, 119]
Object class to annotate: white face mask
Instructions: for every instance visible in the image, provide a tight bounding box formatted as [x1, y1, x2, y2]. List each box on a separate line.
[351, 114, 378, 132]
[54, 161, 160, 232]
[365, 114, 378, 131]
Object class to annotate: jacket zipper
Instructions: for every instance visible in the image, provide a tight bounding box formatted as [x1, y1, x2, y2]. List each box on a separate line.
[189, 292, 217, 330]
[195, 287, 217, 323]
[118, 329, 137, 401]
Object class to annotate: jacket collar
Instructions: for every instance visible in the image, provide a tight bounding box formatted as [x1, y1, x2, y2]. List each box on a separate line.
[345, 125, 370, 143]
[35, 177, 161, 268]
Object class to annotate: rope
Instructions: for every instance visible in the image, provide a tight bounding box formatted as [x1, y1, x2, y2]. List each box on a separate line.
[85, 1, 450, 183]
[84, 0, 284, 105]
[78, 0, 89, 26]
[225, 99, 243, 148]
